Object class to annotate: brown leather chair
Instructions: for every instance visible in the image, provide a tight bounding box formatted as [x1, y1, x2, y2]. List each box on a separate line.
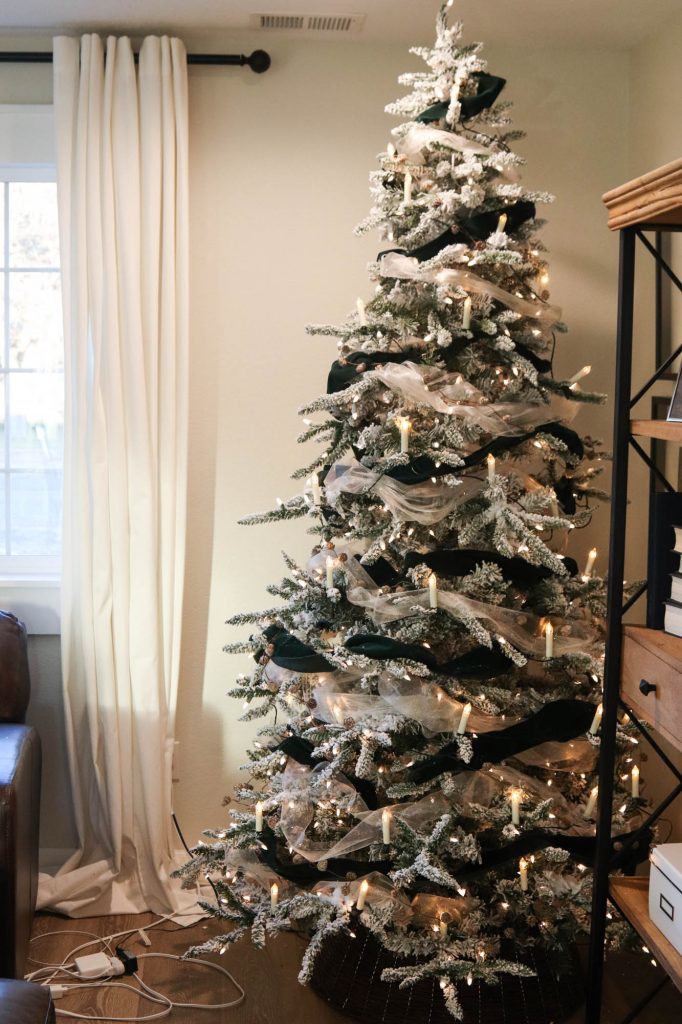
[0, 980, 55, 1024]
[0, 611, 42, 979]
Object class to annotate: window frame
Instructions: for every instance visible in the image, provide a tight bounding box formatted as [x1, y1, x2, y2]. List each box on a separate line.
[0, 105, 61, 634]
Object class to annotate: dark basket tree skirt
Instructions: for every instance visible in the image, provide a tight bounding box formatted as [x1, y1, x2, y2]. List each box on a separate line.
[310, 923, 585, 1024]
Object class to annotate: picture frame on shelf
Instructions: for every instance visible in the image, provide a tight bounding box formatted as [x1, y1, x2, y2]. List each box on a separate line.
[668, 366, 682, 423]
[653, 395, 682, 488]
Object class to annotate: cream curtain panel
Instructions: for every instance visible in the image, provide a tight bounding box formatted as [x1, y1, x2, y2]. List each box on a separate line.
[39, 34, 196, 917]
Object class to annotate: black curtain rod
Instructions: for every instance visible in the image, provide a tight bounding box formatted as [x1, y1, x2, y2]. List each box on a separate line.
[0, 48, 271, 72]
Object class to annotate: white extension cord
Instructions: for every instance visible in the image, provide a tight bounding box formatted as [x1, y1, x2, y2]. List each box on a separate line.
[26, 919, 245, 1022]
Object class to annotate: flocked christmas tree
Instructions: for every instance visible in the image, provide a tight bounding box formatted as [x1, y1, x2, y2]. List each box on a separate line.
[178, 5, 648, 1019]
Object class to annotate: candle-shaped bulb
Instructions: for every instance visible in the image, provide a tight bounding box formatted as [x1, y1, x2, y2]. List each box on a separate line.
[270, 882, 279, 909]
[310, 474, 322, 507]
[588, 702, 603, 736]
[544, 621, 554, 659]
[569, 364, 591, 384]
[356, 878, 369, 911]
[583, 785, 599, 819]
[397, 416, 411, 454]
[382, 807, 392, 844]
[486, 453, 496, 484]
[510, 788, 521, 826]
[457, 702, 472, 735]
[255, 801, 264, 833]
[356, 297, 368, 326]
[429, 572, 438, 609]
[404, 170, 412, 204]
[632, 765, 640, 799]
[519, 857, 529, 892]
[584, 548, 597, 577]
[496, 212, 508, 234]
[439, 914, 448, 939]
[462, 295, 472, 330]
[326, 556, 335, 589]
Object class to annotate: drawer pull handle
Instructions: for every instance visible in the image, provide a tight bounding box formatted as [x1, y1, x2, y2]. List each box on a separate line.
[639, 679, 656, 697]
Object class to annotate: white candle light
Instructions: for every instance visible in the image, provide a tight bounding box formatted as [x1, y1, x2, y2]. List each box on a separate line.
[519, 857, 529, 892]
[326, 556, 335, 589]
[583, 785, 599, 819]
[569, 364, 591, 384]
[544, 621, 554, 659]
[270, 882, 279, 909]
[382, 807, 392, 844]
[404, 170, 413, 203]
[457, 702, 472, 735]
[429, 572, 438, 609]
[510, 789, 521, 826]
[356, 298, 368, 326]
[588, 703, 603, 736]
[310, 474, 322, 507]
[356, 879, 369, 911]
[462, 295, 472, 330]
[496, 212, 508, 233]
[255, 801, 264, 833]
[632, 765, 640, 799]
[397, 416, 411, 454]
[584, 548, 597, 577]
[486, 453, 496, 484]
[439, 915, 448, 939]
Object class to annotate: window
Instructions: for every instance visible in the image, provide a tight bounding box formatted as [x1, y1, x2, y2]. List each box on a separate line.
[0, 107, 62, 633]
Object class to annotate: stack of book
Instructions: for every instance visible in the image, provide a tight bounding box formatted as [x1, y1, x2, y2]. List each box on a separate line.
[664, 525, 682, 637]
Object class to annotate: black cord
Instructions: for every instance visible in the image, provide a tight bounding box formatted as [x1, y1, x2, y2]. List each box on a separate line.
[172, 811, 221, 904]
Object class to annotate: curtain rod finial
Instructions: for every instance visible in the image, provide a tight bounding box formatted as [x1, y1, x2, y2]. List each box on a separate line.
[248, 49, 271, 74]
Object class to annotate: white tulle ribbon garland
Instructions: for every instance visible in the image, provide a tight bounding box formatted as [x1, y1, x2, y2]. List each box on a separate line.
[312, 671, 519, 739]
[379, 251, 562, 326]
[395, 125, 520, 183]
[346, 585, 599, 662]
[321, 455, 560, 527]
[323, 457, 469, 525]
[371, 360, 576, 431]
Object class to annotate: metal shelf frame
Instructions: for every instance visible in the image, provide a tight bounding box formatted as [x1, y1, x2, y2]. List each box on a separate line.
[585, 224, 682, 1022]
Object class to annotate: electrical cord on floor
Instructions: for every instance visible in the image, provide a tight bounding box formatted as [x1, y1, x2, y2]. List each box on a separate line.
[44, 951, 245, 1020]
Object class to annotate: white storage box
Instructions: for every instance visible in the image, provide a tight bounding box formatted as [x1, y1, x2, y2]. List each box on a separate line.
[649, 843, 682, 954]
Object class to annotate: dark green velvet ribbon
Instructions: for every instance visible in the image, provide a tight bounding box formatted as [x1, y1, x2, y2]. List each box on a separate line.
[276, 735, 378, 810]
[363, 420, 583, 488]
[344, 634, 513, 678]
[256, 624, 335, 673]
[416, 72, 506, 123]
[403, 548, 579, 583]
[355, 555, 402, 588]
[327, 349, 421, 395]
[377, 200, 536, 265]
[408, 699, 596, 783]
[254, 824, 650, 887]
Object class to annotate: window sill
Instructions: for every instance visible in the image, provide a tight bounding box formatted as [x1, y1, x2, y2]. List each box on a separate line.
[0, 578, 60, 635]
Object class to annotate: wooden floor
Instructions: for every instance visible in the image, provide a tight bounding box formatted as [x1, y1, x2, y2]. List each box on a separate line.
[28, 911, 681, 1023]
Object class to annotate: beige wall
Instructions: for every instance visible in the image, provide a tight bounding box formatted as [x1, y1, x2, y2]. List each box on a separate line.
[0, 31, 636, 851]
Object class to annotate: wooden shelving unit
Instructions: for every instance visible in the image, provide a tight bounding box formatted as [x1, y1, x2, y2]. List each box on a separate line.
[586, 168, 682, 1023]
[630, 419, 682, 442]
[610, 878, 682, 995]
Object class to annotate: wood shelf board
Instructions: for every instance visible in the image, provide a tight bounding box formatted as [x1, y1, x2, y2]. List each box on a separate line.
[623, 625, 682, 672]
[603, 159, 682, 230]
[630, 419, 682, 442]
[609, 877, 682, 994]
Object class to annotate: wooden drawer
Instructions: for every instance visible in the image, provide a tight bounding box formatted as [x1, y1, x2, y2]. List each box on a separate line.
[621, 625, 682, 754]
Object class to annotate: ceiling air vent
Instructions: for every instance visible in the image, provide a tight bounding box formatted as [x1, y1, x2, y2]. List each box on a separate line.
[251, 13, 366, 33]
